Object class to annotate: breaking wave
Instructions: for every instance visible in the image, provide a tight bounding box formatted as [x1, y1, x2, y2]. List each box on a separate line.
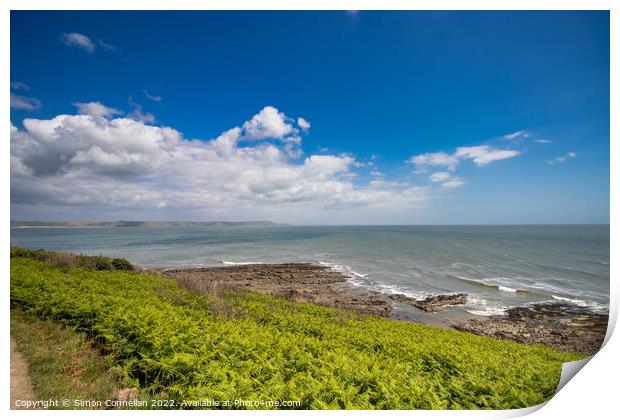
[221, 261, 264, 266]
[451, 275, 529, 294]
[551, 295, 609, 314]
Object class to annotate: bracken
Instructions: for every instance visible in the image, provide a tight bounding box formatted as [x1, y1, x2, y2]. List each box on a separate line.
[10, 250, 580, 410]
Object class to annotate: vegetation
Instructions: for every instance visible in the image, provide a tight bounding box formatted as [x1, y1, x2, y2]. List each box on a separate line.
[11, 247, 134, 272]
[11, 309, 123, 408]
[10, 249, 580, 409]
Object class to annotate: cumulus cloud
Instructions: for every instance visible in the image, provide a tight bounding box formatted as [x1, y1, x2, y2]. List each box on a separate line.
[410, 152, 460, 172]
[241, 106, 298, 142]
[549, 152, 577, 164]
[11, 93, 42, 111]
[297, 117, 311, 132]
[74, 101, 122, 118]
[60, 32, 96, 53]
[10, 106, 430, 222]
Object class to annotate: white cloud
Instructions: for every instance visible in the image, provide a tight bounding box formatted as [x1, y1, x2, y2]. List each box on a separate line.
[130, 108, 156, 124]
[429, 171, 451, 183]
[454, 145, 521, 167]
[410, 152, 460, 172]
[11, 93, 42, 111]
[60, 32, 96, 53]
[428, 171, 464, 189]
[441, 178, 465, 189]
[11, 106, 431, 222]
[304, 155, 354, 175]
[548, 152, 577, 164]
[73, 101, 122, 118]
[535, 139, 553, 144]
[409, 144, 519, 192]
[370, 170, 383, 177]
[297, 117, 311, 132]
[97, 39, 116, 51]
[410, 145, 520, 172]
[11, 81, 30, 91]
[503, 130, 530, 141]
[128, 97, 156, 123]
[143, 90, 162, 102]
[241, 106, 298, 142]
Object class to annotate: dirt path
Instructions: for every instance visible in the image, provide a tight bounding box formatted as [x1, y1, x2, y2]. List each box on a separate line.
[10, 338, 37, 409]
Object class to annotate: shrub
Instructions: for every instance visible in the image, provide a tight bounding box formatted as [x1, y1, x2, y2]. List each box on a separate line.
[10, 247, 134, 272]
[10, 247, 46, 259]
[112, 258, 135, 271]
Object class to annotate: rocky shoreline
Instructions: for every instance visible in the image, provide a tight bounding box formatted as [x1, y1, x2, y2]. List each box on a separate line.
[157, 263, 392, 316]
[452, 302, 608, 354]
[157, 263, 607, 354]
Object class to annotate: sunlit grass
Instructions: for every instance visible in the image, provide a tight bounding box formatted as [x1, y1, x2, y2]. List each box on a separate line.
[11, 309, 122, 408]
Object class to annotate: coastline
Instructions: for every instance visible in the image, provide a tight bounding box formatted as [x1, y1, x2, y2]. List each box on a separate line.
[157, 262, 608, 355]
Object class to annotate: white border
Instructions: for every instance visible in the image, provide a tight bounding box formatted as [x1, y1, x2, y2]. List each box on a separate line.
[2, 1, 616, 419]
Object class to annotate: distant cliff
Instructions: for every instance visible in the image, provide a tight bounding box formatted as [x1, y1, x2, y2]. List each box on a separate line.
[10, 220, 286, 228]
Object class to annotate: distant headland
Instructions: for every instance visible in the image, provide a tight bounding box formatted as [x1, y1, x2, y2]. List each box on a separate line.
[10, 220, 286, 228]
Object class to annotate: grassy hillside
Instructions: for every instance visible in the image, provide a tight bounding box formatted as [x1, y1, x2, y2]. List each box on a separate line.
[10, 251, 580, 409]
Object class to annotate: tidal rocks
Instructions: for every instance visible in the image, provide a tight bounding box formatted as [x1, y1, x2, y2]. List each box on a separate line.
[161, 263, 393, 316]
[452, 302, 608, 354]
[389, 293, 468, 312]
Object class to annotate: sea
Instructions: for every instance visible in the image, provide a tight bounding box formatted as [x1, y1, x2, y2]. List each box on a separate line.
[10, 225, 609, 323]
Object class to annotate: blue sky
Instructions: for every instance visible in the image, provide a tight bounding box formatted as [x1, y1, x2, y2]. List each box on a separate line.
[10, 11, 609, 224]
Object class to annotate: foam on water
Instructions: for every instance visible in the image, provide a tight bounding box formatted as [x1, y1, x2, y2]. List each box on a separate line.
[318, 261, 368, 279]
[374, 284, 428, 300]
[464, 295, 510, 316]
[221, 261, 264, 266]
[498, 285, 518, 293]
[452, 275, 529, 294]
[551, 295, 609, 314]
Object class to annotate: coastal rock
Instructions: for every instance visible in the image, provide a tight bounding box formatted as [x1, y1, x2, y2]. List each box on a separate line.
[162, 263, 393, 317]
[452, 302, 608, 354]
[389, 293, 468, 312]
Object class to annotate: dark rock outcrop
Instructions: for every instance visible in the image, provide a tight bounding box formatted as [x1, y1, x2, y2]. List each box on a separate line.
[452, 302, 608, 354]
[390, 293, 468, 312]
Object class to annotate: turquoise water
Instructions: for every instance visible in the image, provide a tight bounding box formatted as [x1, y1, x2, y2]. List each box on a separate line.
[10, 225, 609, 318]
